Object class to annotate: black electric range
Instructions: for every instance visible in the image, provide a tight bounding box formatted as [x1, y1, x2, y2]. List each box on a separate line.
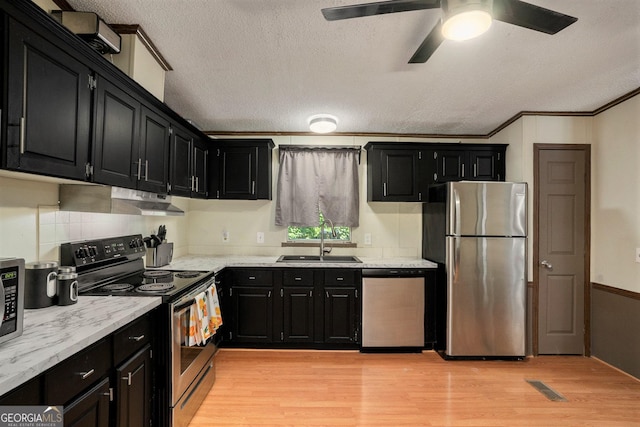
[60, 234, 214, 301]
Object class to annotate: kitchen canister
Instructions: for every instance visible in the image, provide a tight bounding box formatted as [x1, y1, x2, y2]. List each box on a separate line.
[24, 261, 58, 308]
[56, 266, 78, 306]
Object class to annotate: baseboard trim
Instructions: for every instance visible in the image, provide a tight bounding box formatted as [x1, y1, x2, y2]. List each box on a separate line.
[591, 356, 640, 382]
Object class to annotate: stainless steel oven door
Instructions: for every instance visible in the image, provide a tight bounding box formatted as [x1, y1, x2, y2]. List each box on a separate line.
[170, 276, 218, 407]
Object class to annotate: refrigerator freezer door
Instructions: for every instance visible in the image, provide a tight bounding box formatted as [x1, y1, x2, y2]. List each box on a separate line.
[446, 182, 527, 237]
[446, 236, 526, 357]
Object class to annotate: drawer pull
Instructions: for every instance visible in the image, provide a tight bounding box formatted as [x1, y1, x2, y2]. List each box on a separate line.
[294, 277, 302, 281]
[248, 276, 256, 280]
[129, 334, 145, 342]
[79, 369, 95, 380]
[337, 277, 344, 281]
[122, 372, 132, 386]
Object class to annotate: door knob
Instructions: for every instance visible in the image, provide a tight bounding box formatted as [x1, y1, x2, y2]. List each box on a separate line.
[541, 260, 553, 269]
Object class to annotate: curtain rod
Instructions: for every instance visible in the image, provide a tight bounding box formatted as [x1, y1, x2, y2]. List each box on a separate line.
[277, 144, 362, 151]
[277, 145, 362, 164]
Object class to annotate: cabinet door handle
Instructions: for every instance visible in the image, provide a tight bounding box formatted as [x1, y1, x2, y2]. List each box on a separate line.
[129, 334, 145, 342]
[326, 291, 329, 298]
[191, 176, 195, 191]
[383, 182, 387, 197]
[136, 158, 142, 180]
[122, 372, 132, 386]
[268, 290, 271, 298]
[474, 163, 477, 177]
[79, 369, 95, 380]
[309, 290, 313, 297]
[144, 160, 149, 181]
[461, 163, 465, 178]
[102, 388, 114, 401]
[19, 117, 26, 154]
[195, 177, 199, 193]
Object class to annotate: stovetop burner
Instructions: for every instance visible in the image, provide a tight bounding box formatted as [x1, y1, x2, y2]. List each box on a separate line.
[102, 283, 135, 292]
[175, 271, 201, 278]
[143, 270, 172, 280]
[137, 283, 175, 292]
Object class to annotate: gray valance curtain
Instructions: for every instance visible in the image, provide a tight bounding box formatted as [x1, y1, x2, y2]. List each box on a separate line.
[275, 146, 360, 227]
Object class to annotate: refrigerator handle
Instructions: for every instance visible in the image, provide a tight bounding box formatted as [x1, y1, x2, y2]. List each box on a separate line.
[451, 188, 461, 235]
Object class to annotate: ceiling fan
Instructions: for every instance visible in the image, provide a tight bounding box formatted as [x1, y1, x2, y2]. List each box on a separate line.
[321, 0, 578, 63]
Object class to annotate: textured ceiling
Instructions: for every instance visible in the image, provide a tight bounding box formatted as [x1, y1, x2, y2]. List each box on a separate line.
[66, 0, 640, 136]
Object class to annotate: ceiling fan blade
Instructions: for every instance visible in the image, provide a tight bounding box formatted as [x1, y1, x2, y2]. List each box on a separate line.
[322, 0, 440, 21]
[408, 20, 444, 63]
[493, 0, 577, 34]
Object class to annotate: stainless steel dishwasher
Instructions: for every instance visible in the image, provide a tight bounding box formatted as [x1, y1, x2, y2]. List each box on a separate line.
[361, 269, 425, 351]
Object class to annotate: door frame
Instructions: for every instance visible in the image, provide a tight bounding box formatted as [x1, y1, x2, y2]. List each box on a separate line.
[532, 144, 591, 356]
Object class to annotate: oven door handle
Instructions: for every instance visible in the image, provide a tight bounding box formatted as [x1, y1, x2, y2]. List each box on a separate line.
[174, 299, 196, 313]
[171, 276, 216, 310]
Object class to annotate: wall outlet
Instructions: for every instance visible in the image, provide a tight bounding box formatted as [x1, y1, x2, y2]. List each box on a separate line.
[364, 233, 372, 245]
[636, 248, 640, 263]
[222, 230, 230, 242]
[257, 232, 265, 244]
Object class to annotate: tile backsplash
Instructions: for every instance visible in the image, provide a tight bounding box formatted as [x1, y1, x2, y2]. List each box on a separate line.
[38, 205, 144, 261]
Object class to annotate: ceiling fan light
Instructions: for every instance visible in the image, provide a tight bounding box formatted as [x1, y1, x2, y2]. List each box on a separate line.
[441, 0, 493, 41]
[308, 114, 338, 133]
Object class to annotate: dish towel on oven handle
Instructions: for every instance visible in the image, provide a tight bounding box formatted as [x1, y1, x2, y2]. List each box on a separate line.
[195, 291, 211, 343]
[184, 285, 222, 347]
[185, 304, 202, 346]
[205, 283, 223, 333]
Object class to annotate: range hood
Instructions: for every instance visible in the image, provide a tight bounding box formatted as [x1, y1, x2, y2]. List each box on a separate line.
[52, 11, 121, 54]
[59, 185, 184, 216]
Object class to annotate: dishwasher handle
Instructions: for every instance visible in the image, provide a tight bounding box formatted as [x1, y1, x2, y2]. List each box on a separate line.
[362, 269, 426, 277]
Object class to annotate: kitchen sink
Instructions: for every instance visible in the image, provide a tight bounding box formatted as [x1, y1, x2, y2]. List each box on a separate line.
[277, 255, 362, 263]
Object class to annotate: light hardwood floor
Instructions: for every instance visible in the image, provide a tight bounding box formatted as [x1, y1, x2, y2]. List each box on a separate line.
[189, 349, 640, 426]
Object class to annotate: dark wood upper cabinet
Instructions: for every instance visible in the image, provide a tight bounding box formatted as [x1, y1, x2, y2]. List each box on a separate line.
[192, 138, 208, 198]
[92, 75, 140, 188]
[139, 106, 170, 193]
[170, 126, 209, 198]
[169, 125, 193, 197]
[211, 139, 274, 200]
[4, 18, 91, 180]
[365, 142, 507, 201]
[468, 149, 504, 181]
[378, 149, 423, 201]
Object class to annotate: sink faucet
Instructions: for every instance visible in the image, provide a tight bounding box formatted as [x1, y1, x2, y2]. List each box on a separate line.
[319, 217, 336, 260]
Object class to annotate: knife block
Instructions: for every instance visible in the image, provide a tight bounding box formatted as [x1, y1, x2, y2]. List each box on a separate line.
[146, 242, 173, 267]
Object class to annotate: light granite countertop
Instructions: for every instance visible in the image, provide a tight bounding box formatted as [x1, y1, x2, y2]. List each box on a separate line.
[0, 296, 161, 396]
[157, 255, 438, 272]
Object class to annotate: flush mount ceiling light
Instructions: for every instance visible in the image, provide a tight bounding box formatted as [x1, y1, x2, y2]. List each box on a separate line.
[441, 0, 493, 41]
[308, 114, 338, 133]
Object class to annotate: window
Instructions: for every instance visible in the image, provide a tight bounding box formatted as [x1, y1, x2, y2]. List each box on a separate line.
[287, 212, 351, 242]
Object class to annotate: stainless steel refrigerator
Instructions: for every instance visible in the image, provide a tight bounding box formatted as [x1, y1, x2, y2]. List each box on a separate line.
[423, 181, 527, 358]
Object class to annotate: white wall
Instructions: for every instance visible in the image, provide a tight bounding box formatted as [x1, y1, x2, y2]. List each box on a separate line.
[591, 95, 640, 293]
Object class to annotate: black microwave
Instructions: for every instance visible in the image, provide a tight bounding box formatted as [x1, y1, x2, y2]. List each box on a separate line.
[0, 258, 25, 345]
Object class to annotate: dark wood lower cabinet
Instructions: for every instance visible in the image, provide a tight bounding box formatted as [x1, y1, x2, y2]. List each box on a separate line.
[116, 345, 152, 427]
[231, 286, 274, 343]
[224, 268, 362, 348]
[283, 287, 315, 343]
[63, 377, 111, 427]
[324, 287, 358, 344]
